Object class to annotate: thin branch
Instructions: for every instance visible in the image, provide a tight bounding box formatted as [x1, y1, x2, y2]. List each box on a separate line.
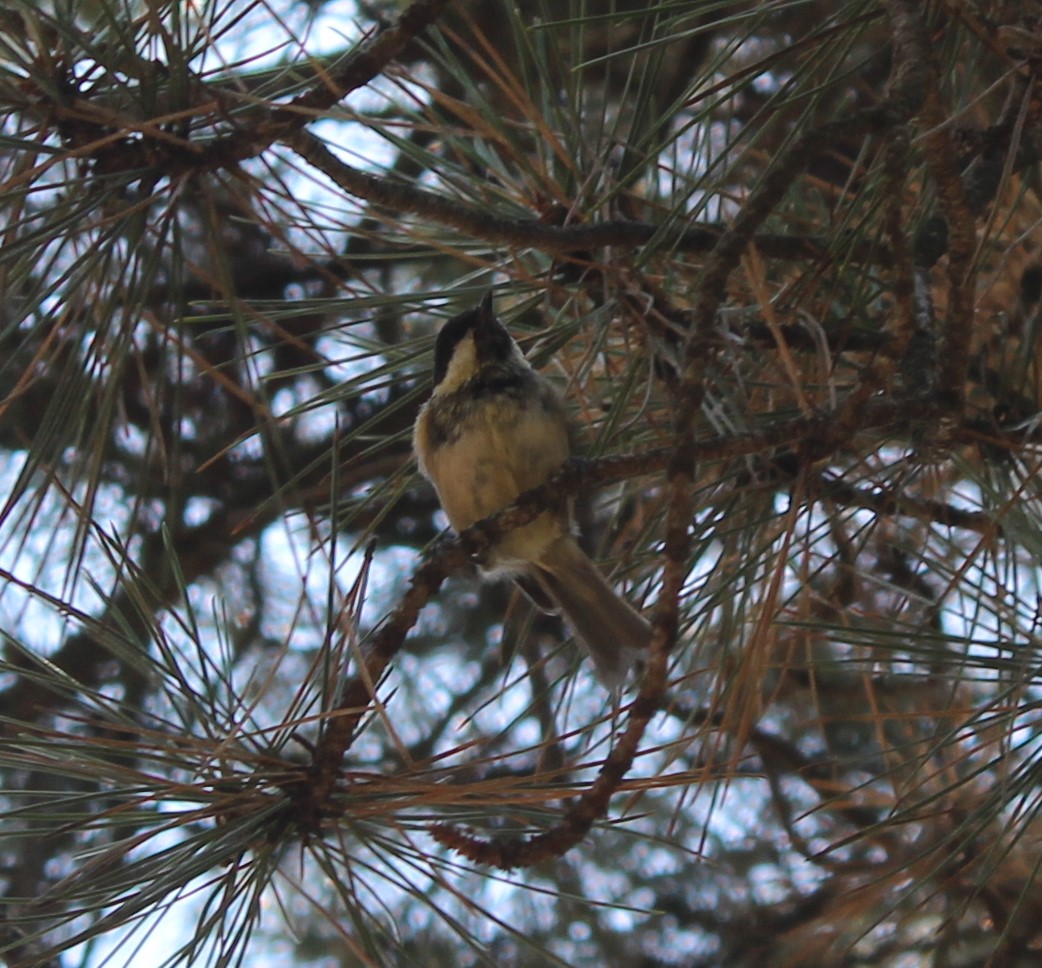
[284, 129, 847, 261]
[885, 0, 978, 408]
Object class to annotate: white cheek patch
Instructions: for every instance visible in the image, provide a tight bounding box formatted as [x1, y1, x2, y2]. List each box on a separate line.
[436, 334, 478, 395]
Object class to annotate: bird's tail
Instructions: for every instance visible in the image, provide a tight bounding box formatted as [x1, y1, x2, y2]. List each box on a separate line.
[533, 535, 650, 687]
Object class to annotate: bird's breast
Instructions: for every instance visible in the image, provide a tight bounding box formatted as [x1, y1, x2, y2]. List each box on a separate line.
[414, 376, 573, 571]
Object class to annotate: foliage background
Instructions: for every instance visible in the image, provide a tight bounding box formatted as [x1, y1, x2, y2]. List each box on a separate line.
[2, 0, 1042, 965]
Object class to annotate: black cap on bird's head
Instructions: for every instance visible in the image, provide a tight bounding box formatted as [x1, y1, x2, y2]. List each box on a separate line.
[431, 291, 517, 387]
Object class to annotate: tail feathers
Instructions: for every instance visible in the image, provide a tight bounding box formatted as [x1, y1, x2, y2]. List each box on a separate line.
[533, 536, 650, 687]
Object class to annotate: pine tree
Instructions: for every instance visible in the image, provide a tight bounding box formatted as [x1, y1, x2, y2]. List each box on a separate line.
[2, 1, 1042, 965]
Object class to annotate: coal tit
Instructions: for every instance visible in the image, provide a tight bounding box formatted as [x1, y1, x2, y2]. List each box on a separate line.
[413, 292, 649, 685]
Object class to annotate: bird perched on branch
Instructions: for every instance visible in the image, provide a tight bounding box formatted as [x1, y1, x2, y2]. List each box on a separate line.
[413, 292, 649, 686]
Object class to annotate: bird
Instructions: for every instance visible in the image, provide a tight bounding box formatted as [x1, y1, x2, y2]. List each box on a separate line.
[412, 291, 650, 686]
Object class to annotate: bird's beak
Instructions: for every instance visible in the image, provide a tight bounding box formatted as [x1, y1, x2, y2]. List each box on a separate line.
[477, 289, 496, 329]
